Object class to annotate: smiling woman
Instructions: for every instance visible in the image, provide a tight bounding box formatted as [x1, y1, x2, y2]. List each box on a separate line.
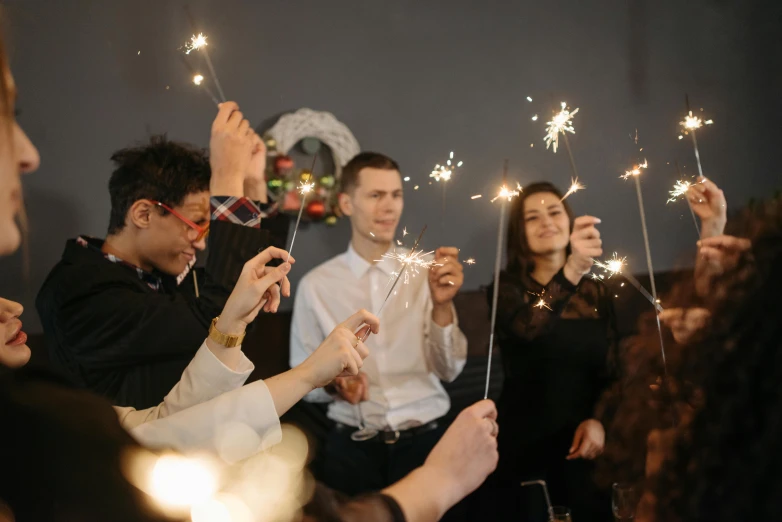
[478, 181, 618, 521]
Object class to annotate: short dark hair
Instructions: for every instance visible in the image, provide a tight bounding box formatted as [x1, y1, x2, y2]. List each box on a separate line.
[339, 152, 400, 194]
[107, 135, 210, 235]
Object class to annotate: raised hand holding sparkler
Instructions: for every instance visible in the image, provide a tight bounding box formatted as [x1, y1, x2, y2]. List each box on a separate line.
[684, 177, 727, 239]
[667, 161, 701, 238]
[429, 246, 465, 324]
[208, 102, 256, 196]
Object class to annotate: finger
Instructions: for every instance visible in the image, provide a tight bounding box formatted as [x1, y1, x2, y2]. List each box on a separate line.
[468, 399, 498, 420]
[360, 374, 370, 401]
[254, 264, 290, 298]
[342, 345, 359, 377]
[578, 227, 601, 240]
[572, 216, 602, 230]
[266, 283, 281, 313]
[354, 338, 370, 360]
[582, 247, 603, 258]
[340, 309, 380, 334]
[569, 428, 584, 455]
[436, 246, 460, 259]
[251, 247, 295, 269]
[579, 238, 603, 250]
[226, 109, 244, 128]
[438, 274, 461, 286]
[238, 118, 250, 136]
[280, 274, 291, 297]
[213, 101, 239, 128]
[699, 246, 726, 262]
[354, 325, 371, 345]
[698, 235, 751, 252]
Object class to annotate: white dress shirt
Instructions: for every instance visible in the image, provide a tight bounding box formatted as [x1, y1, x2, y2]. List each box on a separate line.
[118, 342, 283, 460]
[290, 243, 468, 431]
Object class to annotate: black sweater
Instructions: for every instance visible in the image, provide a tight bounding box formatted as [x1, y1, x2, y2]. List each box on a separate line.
[36, 220, 268, 409]
[492, 268, 619, 449]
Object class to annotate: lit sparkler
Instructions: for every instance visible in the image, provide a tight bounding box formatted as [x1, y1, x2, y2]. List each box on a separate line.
[560, 177, 585, 201]
[380, 247, 441, 287]
[430, 152, 463, 231]
[667, 179, 692, 203]
[192, 74, 204, 85]
[593, 253, 662, 313]
[464, 258, 476, 265]
[620, 145, 668, 373]
[544, 102, 579, 154]
[485, 161, 519, 400]
[181, 10, 227, 102]
[285, 157, 317, 262]
[620, 159, 648, 180]
[360, 226, 428, 342]
[669, 161, 701, 238]
[679, 95, 714, 178]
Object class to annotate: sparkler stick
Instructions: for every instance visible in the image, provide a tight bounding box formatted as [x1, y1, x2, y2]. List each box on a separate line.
[184, 7, 227, 102]
[621, 159, 668, 374]
[285, 155, 317, 263]
[360, 226, 427, 342]
[485, 160, 520, 400]
[671, 160, 701, 238]
[680, 94, 713, 179]
[178, 55, 220, 107]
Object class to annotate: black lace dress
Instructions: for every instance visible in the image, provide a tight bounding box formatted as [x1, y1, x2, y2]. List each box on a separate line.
[487, 267, 618, 521]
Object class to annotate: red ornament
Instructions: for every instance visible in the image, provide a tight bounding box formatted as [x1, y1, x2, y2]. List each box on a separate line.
[306, 200, 326, 220]
[274, 155, 294, 172]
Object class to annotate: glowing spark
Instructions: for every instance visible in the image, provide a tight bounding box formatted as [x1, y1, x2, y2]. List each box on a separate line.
[397, 240, 403, 246]
[531, 115, 538, 121]
[534, 298, 552, 311]
[403, 176, 410, 181]
[491, 183, 522, 203]
[402, 227, 408, 237]
[704, 119, 713, 125]
[370, 232, 375, 237]
[680, 111, 703, 130]
[430, 151, 463, 182]
[527, 96, 533, 102]
[192, 74, 204, 85]
[464, 258, 476, 265]
[414, 185, 419, 190]
[678, 135, 684, 140]
[620, 159, 648, 180]
[544, 102, 579, 153]
[298, 179, 315, 195]
[471, 194, 482, 200]
[667, 180, 692, 203]
[184, 33, 208, 54]
[560, 177, 585, 200]
[594, 253, 627, 277]
[382, 248, 442, 286]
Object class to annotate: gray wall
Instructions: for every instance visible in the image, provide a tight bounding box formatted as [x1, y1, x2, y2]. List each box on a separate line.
[1, 0, 780, 332]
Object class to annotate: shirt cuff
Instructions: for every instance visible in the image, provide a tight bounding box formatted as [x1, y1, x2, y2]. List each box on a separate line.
[210, 196, 263, 228]
[192, 341, 255, 392]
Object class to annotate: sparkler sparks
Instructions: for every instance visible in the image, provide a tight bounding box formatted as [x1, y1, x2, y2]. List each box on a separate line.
[680, 111, 713, 132]
[298, 179, 315, 195]
[402, 227, 408, 237]
[430, 151, 463, 182]
[560, 177, 585, 201]
[381, 248, 442, 286]
[534, 298, 552, 311]
[594, 253, 627, 277]
[621, 159, 649, 180]
[491, 183, 522, 203]
[464, 258, 476, 265]
[471, 194, 482, 200]
[192, 74, 204, 85]
[184, 33, 208, 54]
[667, 180, 692, 203]
[544, 102, 579, 153]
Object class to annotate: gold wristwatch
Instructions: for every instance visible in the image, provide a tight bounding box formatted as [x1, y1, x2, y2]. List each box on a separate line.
[208, 317, 246, 348]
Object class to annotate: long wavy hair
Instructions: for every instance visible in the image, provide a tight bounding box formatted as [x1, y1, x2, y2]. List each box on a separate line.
[505, 182, 575, 286]
[595, 195, 782, 521]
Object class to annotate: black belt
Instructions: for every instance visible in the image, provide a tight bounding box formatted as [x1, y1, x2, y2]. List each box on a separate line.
[336, 420, 440, 444]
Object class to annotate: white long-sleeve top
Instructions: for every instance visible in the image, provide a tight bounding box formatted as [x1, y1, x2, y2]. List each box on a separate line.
[290, 243, 468, 431]
[117, 342, 282, 459]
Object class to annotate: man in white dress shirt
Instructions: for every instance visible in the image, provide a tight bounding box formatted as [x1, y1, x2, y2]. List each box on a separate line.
[290, 152, 468, 495]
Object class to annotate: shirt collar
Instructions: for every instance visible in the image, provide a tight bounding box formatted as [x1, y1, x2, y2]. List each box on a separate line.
[345, 242, 398, 279]
[76, 236, 165, 291]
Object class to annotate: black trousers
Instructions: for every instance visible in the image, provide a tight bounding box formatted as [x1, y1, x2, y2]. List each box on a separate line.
[321, 423, 445, 497]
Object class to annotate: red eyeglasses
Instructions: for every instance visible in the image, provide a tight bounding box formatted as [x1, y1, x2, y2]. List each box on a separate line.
[150, 200, 210, 242]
